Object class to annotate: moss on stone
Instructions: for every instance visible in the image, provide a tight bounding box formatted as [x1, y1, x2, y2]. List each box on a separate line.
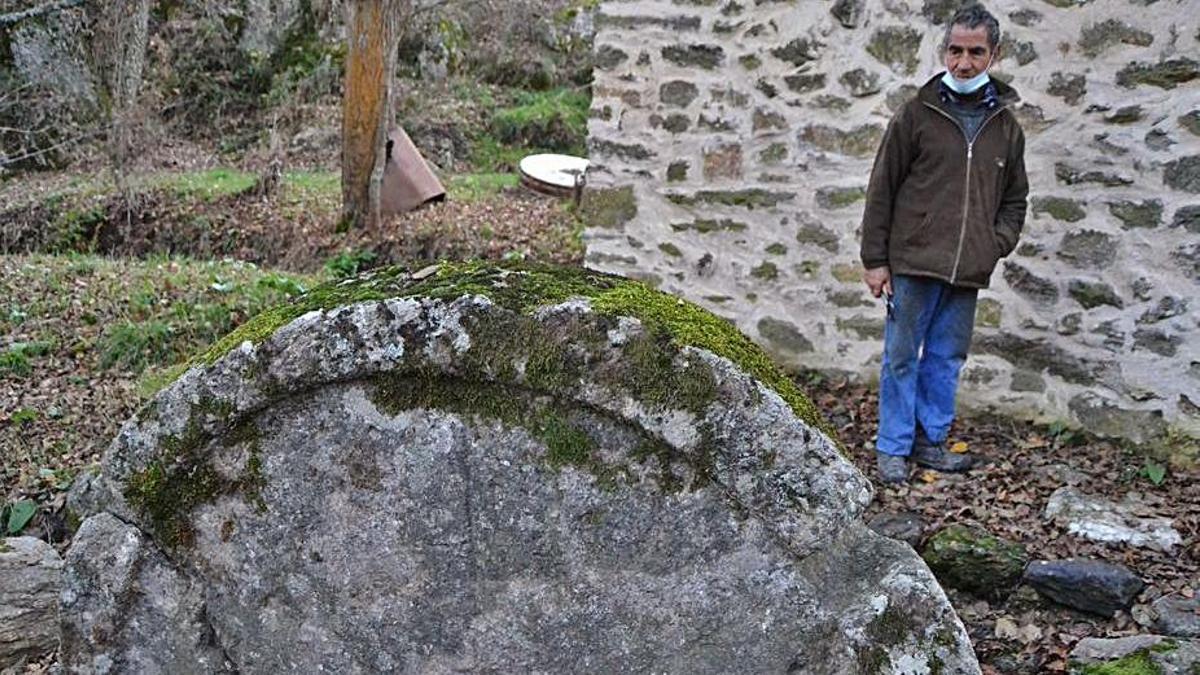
[667, 189, 795, 209]
[184, 262, 838, 453]
[831, 263, 862, 283]
[370, 373, 710, 493]
[124, 417, 264, 549]
[865, 26, 922, 74]
[750, 261, 779, 281]
[579, 185, 638, 229]
[1079, 650, 1164, 675]
[1116, 58, 1199, 90]
[658, 242, 683, 257]
[1032, 196, 1087, 222]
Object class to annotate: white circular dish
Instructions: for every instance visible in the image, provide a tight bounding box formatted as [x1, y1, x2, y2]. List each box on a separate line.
[518, 153, 590, 190]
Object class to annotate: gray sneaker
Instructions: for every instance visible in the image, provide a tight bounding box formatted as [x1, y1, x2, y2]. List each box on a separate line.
[876, 452, 909, 484]
[911, 435, 974, 472]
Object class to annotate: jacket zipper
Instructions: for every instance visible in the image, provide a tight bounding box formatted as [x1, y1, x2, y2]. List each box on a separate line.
[921, 101, 1006, 284]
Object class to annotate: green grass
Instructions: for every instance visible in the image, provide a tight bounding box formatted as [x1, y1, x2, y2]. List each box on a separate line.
[447, 173, 519, 201]
[490, 87, 589, 154]
[0, 341, 53, 378]
[324, 249, 379, 279]
[163, 168, 258, 201]
[283, 170, 339, 196]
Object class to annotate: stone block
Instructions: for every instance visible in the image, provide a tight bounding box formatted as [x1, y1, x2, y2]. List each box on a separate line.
[757, 317, 814, 354]
[783, 72, 826, 94]
[1117, 57, 1199, 89]
[1171, 205, 1200, 232]
[1031, 196, 1087, 222]
[59, 264, 984, 674]
[1057, 229, 1118, 267]
[1078, 19, 1154, 57]
[1067, 279, 1124, 309]
[1047, 72, 1087, 105]
[660, 80, 700, 107]
[866, 26, 922, 75]
[799, 124, 884, 158]
[1002, 262, 1059, 304]
[1055, 162, 1132, 187]
[815, 186, 866, 210]
[839, 68, 881, 97]
[1164, 155, 1200, 193]
[661, 44, 724, 69]
[703, 143, 743, 180]
[830, 0, 865, 27]
[770, 38, 821, 67]
[595, 45, 629, 70]
[580, 186, 637, 230]
[795, 223, 840, 252]
[1108, 199, 1162, 228]
[1181, 110, 1200, 136]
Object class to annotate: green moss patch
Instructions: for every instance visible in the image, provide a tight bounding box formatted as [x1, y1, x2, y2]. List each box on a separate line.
[189, 261, 836, 441]
[1079, 650, 1163, 675]
[370, 373, 705, 493]
[124, 417, 264, 549]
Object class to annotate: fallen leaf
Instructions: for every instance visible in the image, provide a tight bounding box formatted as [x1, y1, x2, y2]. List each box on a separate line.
[950, 441, 969, 454]
[919, 470, 939, 484]
[994, 617, 1020, 640]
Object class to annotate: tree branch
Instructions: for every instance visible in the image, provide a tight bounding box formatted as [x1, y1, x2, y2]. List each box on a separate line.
[0, 0, 87, 28]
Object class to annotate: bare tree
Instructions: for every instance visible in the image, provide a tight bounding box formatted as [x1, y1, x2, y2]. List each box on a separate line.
[340, 0, 404, 231]
[85, 0, 150, 200]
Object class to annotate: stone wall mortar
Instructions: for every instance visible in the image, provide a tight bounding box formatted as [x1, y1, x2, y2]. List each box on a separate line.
[585, 0, 1200, 452]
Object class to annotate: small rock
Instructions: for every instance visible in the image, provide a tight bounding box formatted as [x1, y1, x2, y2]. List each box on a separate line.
[921, 524, 1028, 600]
[1045, 463, 1088, 486]
[1152, 595, 1200, 637]
[1023, 558, 1144, 616]
[1070, 636, 1200, 673]
[1069, 634, 1166, 663]
[867, 511, 925, 547]
[0, 537, 63, 667]
[1045, 487, 1182, 552]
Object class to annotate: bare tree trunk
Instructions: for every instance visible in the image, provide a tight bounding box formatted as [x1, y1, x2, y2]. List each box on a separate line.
[87, 0, 150, 203]
[341, 0, 402, 231]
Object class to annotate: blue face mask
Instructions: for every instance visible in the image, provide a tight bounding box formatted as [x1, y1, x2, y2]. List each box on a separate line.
[942, 53, 994, 94]
[942, 69, 990, 94]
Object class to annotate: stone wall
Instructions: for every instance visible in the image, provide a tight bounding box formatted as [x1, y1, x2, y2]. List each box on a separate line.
[583, 0, 1200, 453]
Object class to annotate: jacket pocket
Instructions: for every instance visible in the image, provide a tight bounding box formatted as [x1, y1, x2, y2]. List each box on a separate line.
[903, 212, 934, 246]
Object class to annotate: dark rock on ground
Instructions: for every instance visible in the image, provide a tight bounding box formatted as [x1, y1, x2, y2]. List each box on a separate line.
[1022, 558, 1144, 617]
[867, 511, 925, 548]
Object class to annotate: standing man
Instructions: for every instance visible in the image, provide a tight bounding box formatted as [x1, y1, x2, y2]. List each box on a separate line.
[860, 3, 1028, 483]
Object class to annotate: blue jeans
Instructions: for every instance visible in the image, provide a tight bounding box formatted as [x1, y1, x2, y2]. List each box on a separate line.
[877, 275, 978, 457]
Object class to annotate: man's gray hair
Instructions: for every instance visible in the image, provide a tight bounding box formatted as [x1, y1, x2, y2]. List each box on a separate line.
[942, 4, 1001, 50]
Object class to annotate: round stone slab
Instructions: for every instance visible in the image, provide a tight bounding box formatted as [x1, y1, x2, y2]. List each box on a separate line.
[61, 264, 980, 674]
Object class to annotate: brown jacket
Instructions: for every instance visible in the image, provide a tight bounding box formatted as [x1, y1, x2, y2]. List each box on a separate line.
[860, 75, 1028, 288]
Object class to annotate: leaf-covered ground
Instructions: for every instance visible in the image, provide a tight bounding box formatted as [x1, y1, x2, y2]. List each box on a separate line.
[813, 373, 1200, 673]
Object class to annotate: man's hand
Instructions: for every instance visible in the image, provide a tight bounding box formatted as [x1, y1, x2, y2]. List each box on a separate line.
[863, 266, 892, 298]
